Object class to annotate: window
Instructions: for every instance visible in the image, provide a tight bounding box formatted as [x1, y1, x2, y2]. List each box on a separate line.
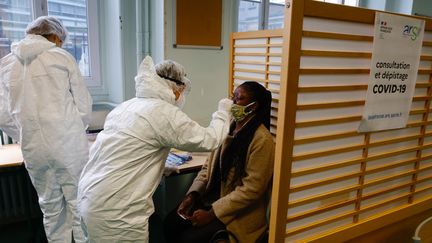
[268, 0, 284, 30]
[0, 0, 101, 87]
[237, 0, 284, 32]
[314, 0, 359, 7]
[237, 0, 359, 32]
[238, 0, 261, 32]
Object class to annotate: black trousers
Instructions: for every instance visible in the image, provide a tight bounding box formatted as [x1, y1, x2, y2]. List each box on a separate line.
[163, 206, 226, 243]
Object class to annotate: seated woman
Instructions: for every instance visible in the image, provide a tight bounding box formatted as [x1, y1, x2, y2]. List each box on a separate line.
[164, 81, 275, 243]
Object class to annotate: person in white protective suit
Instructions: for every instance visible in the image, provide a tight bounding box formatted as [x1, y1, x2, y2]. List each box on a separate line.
[78, 56, 232, 242]
[0, 16, 92, 242]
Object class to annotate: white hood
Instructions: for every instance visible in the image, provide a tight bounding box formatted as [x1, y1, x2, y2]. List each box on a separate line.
[135, 56, 176, 104]
[11, 34, 55, 62]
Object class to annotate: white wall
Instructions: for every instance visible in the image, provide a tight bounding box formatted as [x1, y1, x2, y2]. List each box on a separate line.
[386, 0, 413, 14]
[359, 0, 386, 11]
[150, 0, 164, 64]
[99, 0, 124, 104]
[412, 0, 432, 17]
[120, 0, 138, 100]
[359, 0, 432, 15]
[164, 0, 237, 125]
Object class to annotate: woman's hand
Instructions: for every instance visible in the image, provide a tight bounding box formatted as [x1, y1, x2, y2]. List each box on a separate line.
[190, 208, 216, 227]
[177, 192, 197, 219]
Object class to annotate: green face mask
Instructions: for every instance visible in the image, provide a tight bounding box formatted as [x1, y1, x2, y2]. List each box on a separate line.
[231, 102, 256, 122]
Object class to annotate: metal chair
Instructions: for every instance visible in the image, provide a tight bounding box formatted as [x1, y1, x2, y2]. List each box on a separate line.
[0, 130, 13, 145]
[412, 216, 432, 243]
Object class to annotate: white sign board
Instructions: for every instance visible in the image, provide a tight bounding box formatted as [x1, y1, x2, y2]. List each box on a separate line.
[358, 12, 425, 132]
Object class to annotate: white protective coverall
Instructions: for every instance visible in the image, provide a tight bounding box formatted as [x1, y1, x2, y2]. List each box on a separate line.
[78, 56, 231, 242]
[0, 34, 92, 242]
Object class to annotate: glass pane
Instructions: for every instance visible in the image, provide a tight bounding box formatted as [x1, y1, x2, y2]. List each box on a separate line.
[48, 0, 90, 77]
[0, 0, 32, 59]
[238, 0, 261, 32]
[268, 4, 284, 29]
[270, 0, 285, 4]
[344, 0, 358, 6]
[324, 0, 342, 3]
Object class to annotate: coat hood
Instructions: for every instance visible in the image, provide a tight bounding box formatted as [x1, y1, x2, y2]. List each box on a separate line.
[135, 56, 176, 104]
[11, 34, 55, 62]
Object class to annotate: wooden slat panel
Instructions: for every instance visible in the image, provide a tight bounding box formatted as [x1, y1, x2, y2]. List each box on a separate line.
[415, 184, 432, 193]
[304, 0, 432, 31]
[292, 157, 363, 177]
[364, 170, 416, 188]
[234, 44, 283, 48]
[295, 123, 432, 148]
[419, 164, 432, 172]
[296, 115, 361, 128]
[290, 171, 361, 192]
[295, 109, 432, 128]
[305, 197, 432, 242]
[287, 199, 356, 222]
[233, 76, 280, 83]
[231, 2, 432, 242]
[298, 83, 431, 93]
[359, 193, 411, 214]
[233, 60, 281, 66]
[288, 185, 360, 208]
[232, 29, 283, 39]
[419, 69, 432, 74]
[299, 68, 432, 75]
[301, 50, 432, 61]
[293, 144, 364, 161]
[289, 188, 413, 236]
[302, 31, 373, 42]
[268, 0, 304, 241]
[298, 85, 367, 92]
[300, 68, 370, 74]
[293, 157, 418, 178]
[302, 50, 371, 58]
[268, 70, 281, 75]
[362, 181, 413, 200]
[366, 158, 419, 174]
[286, 210, 355, 236]
[294, 131, 359, 145]
[234, 68, 267, 74]
[369, 134, 423, 148]
[234, 52, 281, 57]
[297, 100, 364, 110]
[365, 144, 430, 163]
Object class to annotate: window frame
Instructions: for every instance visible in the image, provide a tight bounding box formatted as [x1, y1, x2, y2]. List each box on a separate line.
[31, 0, 102, 89]
[237, 0, 359, 31]
[314, 0, 359, 6]
[237, 0, 285, 31]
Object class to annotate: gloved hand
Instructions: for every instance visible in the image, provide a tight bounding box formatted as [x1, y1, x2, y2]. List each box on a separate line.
[218, 98, 233, 113]
[163, 164, 179, 176]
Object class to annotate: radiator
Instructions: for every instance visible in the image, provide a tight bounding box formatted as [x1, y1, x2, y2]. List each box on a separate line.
[0, 165, 41, 226]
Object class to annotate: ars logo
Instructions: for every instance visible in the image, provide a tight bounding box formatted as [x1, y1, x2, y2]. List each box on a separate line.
[403, 25, 420, 41]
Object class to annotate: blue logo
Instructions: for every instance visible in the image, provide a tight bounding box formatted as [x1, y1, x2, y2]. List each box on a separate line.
[403, 25, 419, 41]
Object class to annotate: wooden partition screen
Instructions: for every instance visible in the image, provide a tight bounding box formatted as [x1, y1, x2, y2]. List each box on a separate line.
[229, 29, 284, 136]
[229, 1, 432, 242]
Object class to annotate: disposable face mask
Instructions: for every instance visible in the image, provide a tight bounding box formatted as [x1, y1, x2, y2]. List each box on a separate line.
[231, 102, 255, 122]
[176, 93, 186, 109]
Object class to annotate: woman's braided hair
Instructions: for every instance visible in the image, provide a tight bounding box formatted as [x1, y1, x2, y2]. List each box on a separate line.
[221, 81, 272, 188]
